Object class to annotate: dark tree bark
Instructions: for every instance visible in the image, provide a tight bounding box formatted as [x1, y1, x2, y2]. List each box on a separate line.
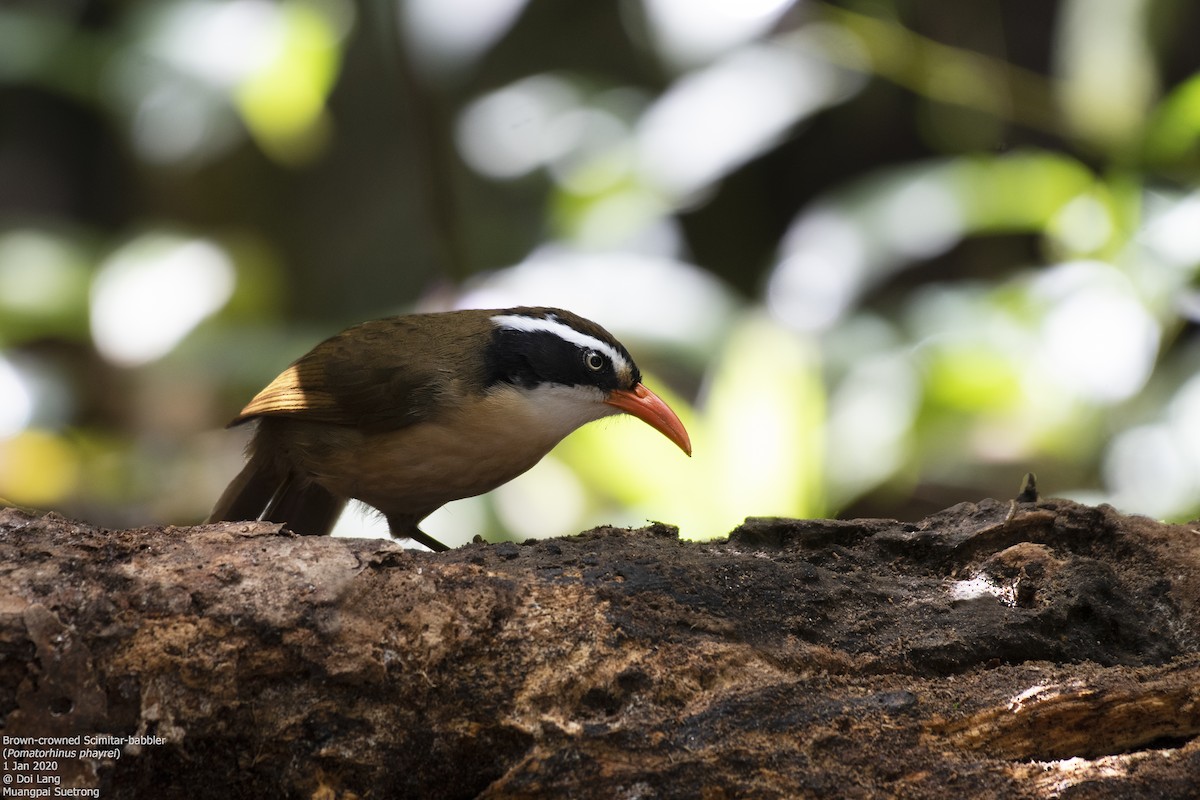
[2, 498, 1199, 798]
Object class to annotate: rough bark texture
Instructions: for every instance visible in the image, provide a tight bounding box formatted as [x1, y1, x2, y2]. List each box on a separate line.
[2, 497, 1199, 798]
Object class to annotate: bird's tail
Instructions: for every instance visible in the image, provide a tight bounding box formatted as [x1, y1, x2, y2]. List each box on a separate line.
[208, 455, 345, 536]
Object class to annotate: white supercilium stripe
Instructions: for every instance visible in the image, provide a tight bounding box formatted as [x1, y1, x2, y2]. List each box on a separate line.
[491, 313, 630, 376]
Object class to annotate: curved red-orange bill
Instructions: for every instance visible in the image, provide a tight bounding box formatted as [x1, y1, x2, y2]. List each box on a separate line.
[604, 383, 692, 456]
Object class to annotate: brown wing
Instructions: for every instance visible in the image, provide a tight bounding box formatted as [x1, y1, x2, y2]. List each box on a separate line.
[230, 311, 494, 431]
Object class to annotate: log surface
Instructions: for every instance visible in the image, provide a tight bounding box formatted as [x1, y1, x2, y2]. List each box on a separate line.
[2, 498, 1199, 798]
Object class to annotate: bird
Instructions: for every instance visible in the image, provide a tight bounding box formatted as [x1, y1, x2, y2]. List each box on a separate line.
[208, 306, 692, 551]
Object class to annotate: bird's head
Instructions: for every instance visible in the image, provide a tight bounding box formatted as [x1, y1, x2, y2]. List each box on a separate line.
[485, 308, 692, 456]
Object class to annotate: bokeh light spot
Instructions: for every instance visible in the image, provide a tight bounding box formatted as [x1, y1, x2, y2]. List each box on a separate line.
[91, 234, 236, 367]
[1036, 262, 1159, 403]
[456, 75, 580, 179]
[0, 357, 34, 438]
[493, 455, 587, 540]
[642, 0, 796, 68]
[0, 429, 80, 507]
[637, 42, 841, 200]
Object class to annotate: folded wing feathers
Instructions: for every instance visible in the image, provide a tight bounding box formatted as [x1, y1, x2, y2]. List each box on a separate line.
[232, 363, 341, 425]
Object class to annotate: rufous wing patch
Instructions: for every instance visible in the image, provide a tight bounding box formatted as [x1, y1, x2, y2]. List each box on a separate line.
[232, 362, 342, 425]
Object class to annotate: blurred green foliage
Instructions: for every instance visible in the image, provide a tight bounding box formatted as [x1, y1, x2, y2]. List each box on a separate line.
[2, 0, 1200, 544]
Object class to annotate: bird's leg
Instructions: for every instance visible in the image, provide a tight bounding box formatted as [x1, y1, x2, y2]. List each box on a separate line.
[386, 514, 450, 552]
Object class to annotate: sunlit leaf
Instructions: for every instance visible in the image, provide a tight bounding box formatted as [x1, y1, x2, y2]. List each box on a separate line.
[1143, 72, 1200, 168]
[924, 342, 1022, 413]
[234, 0, 349, 164]
[954, 152, 1096, 232]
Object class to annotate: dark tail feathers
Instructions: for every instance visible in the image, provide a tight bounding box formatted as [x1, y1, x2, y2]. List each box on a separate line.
[208, 457, 345, 536]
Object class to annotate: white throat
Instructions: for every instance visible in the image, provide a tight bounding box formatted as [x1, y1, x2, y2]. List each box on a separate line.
[487, 382, 617, 444]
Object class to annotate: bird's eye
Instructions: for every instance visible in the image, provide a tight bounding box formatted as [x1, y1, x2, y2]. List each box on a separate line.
[584, 351, 606, 371]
